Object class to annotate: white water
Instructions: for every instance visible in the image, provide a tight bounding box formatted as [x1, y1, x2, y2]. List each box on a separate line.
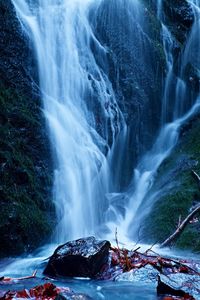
[157, 0, 162, 18]
[11, 0, 200, 246]
[12, 0, 127, 242]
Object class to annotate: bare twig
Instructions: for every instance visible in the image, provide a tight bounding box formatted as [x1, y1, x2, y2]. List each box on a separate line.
[192, 170, 200, 184]
[145, 241, 159, 254]
[131, 225, 143, 249]
[177, 215, 182, 228]
[160, 205, 200, 248]
[115, 228, 119, 249]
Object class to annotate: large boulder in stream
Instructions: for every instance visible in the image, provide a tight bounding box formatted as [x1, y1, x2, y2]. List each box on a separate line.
[43, 237, 111, 278]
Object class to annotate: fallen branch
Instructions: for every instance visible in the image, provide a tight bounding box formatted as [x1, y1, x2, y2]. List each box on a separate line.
[145, 241, 158, 254]
[160, 205, 200, 248]
[0, 270, 37, 283]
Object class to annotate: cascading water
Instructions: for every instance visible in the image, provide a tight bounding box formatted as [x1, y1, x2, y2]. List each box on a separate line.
[112, 0, 200, 241]
[11, 0, 200, 246]
[11, 0, 127, 242]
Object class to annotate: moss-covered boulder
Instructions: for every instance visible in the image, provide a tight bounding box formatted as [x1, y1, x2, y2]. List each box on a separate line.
[0, 0, 55, 257]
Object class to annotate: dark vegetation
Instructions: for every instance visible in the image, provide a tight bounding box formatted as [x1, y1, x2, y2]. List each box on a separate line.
[0, 0, 55, 256]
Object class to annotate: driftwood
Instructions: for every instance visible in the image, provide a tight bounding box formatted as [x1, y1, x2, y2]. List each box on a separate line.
[160, 205, 200, 248]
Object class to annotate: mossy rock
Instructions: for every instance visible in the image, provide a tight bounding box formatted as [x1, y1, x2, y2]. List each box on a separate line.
[142, 114, 200, 252]
[0, 84, 55, 257]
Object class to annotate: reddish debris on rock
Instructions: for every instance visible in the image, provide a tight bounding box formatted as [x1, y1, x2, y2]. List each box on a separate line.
[0, 282, 70, 300]
[96, 245, 200, 280]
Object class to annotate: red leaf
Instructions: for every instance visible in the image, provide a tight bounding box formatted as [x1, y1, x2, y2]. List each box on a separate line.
[178, 266, 189, 274]
[16, 289, 30, 298]
[0, 283, 70, 300]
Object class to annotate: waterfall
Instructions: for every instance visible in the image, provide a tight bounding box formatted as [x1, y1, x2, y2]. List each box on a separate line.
[12, 0, 127, 242]
[11, 0, 200, 245]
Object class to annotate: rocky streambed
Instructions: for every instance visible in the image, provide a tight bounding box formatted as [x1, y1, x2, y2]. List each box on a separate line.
[0, 237, 200, 300]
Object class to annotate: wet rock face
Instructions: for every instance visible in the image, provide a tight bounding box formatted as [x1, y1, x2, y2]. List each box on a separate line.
[0, 1, 38, 92]
[0, 0, 55, 257]
[44, 237, 111, 278]
[162, 0, 200, 98]
[163, 0, 194, 44]
[90, 0, 165, 186]
[183, 63, 200, 93]
[162, 0, 194, 75]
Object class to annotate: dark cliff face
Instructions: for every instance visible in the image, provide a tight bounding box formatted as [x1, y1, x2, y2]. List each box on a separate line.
[0, 0, 55, 257]
[162, 0, 194, 44]
[162, 0, 199, 94]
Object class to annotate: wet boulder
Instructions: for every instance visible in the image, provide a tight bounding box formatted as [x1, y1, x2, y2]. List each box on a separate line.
[157, 275, 195, 299]
[43, 237, 111, 278]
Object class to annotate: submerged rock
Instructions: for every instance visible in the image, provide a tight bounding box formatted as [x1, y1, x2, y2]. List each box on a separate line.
[115, 264, 158, 285]
[43, 237, 110, 278]
[157, 275, 197, 299]
[56, 293, 93, 300]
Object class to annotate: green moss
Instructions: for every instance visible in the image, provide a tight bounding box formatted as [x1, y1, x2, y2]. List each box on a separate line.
[142, 115, 200, 251]
[0, 84, 55, 257]
[176, 225, 200, 252]
[140, 0, 166, 70]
